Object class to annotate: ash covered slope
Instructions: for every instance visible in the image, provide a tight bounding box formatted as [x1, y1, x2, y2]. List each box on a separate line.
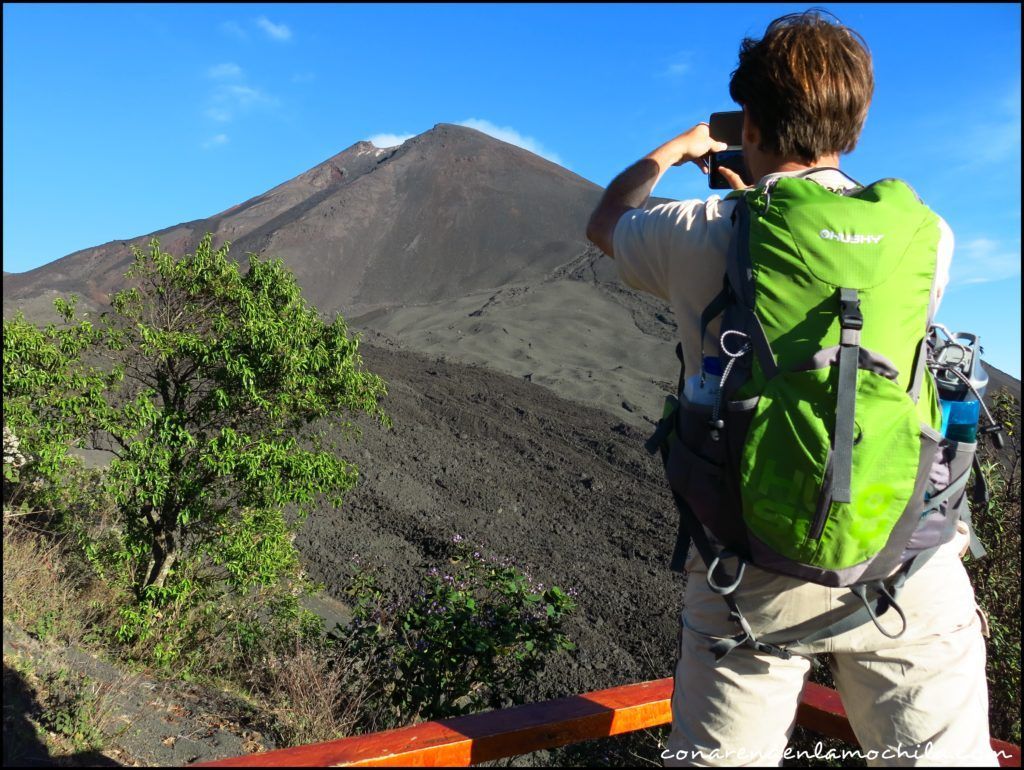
[2, 123, 601, 319]
[987, 364, 1021, 403]
[296, 342, 684, 704]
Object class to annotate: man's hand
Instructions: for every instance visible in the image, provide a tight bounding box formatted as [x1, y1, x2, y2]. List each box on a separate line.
[655, 123, 729, 172]
[717, 166, 747, 189]
[586, 123, 741, 258]
[660, 124, 747, 190]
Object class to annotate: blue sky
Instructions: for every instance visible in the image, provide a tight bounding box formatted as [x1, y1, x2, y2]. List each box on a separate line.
[3, 3, 1021, 376]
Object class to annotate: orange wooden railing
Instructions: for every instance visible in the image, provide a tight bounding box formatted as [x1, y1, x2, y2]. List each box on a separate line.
[193, 678, 1021, 767]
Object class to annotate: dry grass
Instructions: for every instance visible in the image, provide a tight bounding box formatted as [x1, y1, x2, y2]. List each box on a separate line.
[3, 517, 386, 752]
[4, 522, 369, 761]
[3, 521, 83, 645]
[3, 519, 121, 649]
[256, 640, 370, 747]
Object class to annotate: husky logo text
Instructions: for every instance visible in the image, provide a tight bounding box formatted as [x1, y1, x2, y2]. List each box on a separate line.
[818, 228, 885, 245]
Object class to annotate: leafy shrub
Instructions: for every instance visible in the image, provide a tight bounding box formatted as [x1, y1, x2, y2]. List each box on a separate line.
[341, 539, 576, 722]
[3, 234, 388, 670]
[36, 668, 106, 752]
[2, 307, 113, 516]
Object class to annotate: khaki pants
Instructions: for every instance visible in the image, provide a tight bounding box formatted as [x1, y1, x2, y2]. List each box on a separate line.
[663, 522, 999, 767]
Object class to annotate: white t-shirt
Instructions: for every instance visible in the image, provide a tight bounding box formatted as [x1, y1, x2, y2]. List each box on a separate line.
[613, 168, 953, 377]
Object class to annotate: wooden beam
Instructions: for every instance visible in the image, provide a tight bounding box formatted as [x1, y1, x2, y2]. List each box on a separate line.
[192, 678, 1022, 767]
[994, 741, 1021, 767]
[796, 681, 859, 745]
[194, 678, 672, 767]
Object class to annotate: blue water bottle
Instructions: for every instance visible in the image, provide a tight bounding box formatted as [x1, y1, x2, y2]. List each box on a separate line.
[934, 331, 988, 443]
[942, 399, 980, 442]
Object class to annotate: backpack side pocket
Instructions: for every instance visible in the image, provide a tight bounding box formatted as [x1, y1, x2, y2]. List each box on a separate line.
[665, 397, 758, 553]
[901, 433, 977, 558]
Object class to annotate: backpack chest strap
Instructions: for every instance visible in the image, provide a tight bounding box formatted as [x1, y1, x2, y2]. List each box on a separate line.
[833, 288, 863, 504]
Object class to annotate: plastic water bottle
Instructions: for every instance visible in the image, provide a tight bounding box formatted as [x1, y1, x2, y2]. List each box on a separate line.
[943, 399, 980, 443]
[683, 356, 722, 406]
[934, 332, 987, 443]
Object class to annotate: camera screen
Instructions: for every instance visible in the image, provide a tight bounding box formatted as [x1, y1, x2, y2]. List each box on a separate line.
[709, 149, 750, 189]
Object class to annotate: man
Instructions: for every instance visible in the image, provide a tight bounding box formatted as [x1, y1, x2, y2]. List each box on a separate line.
[586, 11, 997, 768]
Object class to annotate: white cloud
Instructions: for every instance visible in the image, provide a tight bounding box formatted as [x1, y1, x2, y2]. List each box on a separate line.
[968, 119, 1021, 168]
[456, 119, 563, 165]
[223, 84, 276, 107]
[203, 82, 278, 125]
[951, 236, 1021, 286]
[202, 134, 229, 150]
[221, 20, 247, 39]
[1002, 81, 1021, 115]
[368, 133, 414, 148]
[208, 62, 242, 79]
[659, 51, 694, 78]
[205, 107, 232, 123]
[952, 79, 1021, 171]
[256, 16, 292, 41]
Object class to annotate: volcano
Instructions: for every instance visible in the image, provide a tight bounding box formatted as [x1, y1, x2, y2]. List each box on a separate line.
[3, 123, 684, 427]
[3, 124, 602, 320]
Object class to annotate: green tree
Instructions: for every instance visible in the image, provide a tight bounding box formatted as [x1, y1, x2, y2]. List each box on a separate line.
[3, 235, 387, 611]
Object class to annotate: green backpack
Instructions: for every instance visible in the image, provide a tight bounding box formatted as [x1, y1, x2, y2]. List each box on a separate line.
[646, 169, 994, 661]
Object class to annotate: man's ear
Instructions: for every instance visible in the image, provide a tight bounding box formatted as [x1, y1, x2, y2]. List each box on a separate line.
[741, 108, 760, 148]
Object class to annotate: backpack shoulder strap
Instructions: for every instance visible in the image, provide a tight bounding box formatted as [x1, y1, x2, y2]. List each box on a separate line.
[723, 192, 779, 382]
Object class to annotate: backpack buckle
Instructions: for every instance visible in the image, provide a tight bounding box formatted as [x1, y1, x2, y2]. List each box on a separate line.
[839, 289, 863, 331]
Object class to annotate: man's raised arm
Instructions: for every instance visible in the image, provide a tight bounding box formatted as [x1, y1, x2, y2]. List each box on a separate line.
[585, 123, 730, 258]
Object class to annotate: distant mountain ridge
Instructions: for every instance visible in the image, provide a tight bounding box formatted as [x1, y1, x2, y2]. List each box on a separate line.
[2, 124, 602, 321]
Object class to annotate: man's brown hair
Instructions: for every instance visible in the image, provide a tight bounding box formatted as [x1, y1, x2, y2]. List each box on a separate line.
[728, 9, 874, 162]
